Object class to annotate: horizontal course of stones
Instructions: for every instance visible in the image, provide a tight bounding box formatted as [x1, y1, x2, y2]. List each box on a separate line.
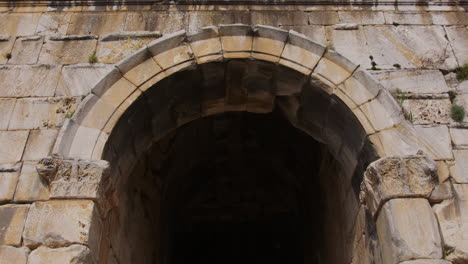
[0, 5, 467, 264]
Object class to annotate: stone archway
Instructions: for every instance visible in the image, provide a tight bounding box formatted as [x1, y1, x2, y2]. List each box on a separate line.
[38, 24, 447, 264]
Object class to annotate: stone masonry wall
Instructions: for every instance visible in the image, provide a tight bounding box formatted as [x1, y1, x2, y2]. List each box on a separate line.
[0, 2, 467, 263]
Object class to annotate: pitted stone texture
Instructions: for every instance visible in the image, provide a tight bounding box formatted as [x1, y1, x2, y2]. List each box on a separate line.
[377, 198, 442, 264]
[0, 65, 60, 97]
[28, 245, 92, 264]
[35, 157, 109, 200]
[14, 161, 50, 202]
[361, 155, 438, 216]
[9, 36, 43, 65]
[56, 64, 114, 96]
[401, 99, 451, 125]
[8, 97, 79, 130]
[433, 184, 468, 263]
[0, 246, 29, 264]
[0, 162, 21, 202]
[23, 200, 100, 249]
[0, 204, 30, 246]
[0, 130, 29, 164]
[39, 38, 97, 65]
[372, 70, 450, 94]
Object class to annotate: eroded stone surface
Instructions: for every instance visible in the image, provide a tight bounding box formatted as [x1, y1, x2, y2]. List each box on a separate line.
[23, 200, 100, 249]
[0, 246, 29, 264]
[0, 204, 30, 246]
[39, 38, 97, 65]
[372, 70, 450, 94]
[0, 130, 29, 164]
[0, 162, 21, 202]
[377, 198, 442, 264]
[401, 99, 451, 125]
[361, 155, 438, 216]
[28, 245, 91, 264]
[0, 65, 60, 97]
[56, 64, 114, 96]
[23, 130, 58, 161]
[14, 161, 50, 202]
[433, 184, 468, 264]
[450, 150, 468, 183]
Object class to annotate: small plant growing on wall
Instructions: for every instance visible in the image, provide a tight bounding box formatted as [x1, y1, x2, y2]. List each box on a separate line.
[5, 53, 11, 59]
[451, 104, 465, 123]
[455, 63, 468, 81]
[88, 51, 98, 64]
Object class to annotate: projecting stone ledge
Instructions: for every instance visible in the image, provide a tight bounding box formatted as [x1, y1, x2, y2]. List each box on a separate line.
[360, 154, 438, 217]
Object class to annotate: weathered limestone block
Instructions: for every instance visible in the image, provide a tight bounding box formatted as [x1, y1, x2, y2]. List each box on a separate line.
[148, 30, 193, 69]
[279, 25, 326, 46]
[449, 150, 468, 184]
[252, 25, 288, 62]
[0, 162, 22, 202]
[412, 125, 452, 160]
[429, 182, 453, 203]
[36, 13, 71, 36]
[0, 98, 15, 129]
[359, 91, 403, 131]
[39, 37, 97, 65]
[338, 11, 385, 24]
[14, 161, 50, 202]
[35, 157, 109, 200]
[308, 11, 340, 25]
[401, 99, 451, 125]
[433, 184, 468, 263]
[339, 69, 381, 105]
[0, 65, 60, 97]
[9, 97, 78, 130]
[67, 12, 126, 35]
[377, 198, 442, 264]
[0, 36, 14, 64]
[399, 260, 452, 264]
[372, 70, 450, 94]
[363, 26, 458, 70]
[0, 204, 30, 246]
[445, 26, 468, 64]
[56, 64, 113, 96]
[383, 11, 433, 25]
[219, 24, 253, 58]
[187, 26, 222, 63]
[0, 13, 41, 36]
[450, 128, 468, 148]
[0, 246, 29, 264]
[328, 26, 369, 67]
[280, 30, 324, 74]
[125, 11, 186, 35]
[251, 11, 309, 27]
[431, 12, 468, 26]
[9, 36, 43, 65]
[187, 11, 249, 34]
[0, 130, 29, 164]
[28, 245, 92, 264]
[361, 155, 438, 216]
[96, 37, 155, 64]
[23, 130, 58, 161]
[23, 200, 101, 249]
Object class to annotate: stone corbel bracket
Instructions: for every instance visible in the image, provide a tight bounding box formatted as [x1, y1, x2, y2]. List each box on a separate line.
[360, 154, 438, 218]
[36, 156, 111, 211]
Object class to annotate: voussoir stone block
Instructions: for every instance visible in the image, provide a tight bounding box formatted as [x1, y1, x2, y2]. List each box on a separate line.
[280, 30, 325, 71]
[313, 49, 358, 86]
[28, 245, 92, 264]
[377, 198, 442, 264]
[0, 246, 29, 264]
[252, 25, 288, 57]
[361, 155, 438, 216]
[0, 204, 30, 246]
[219, 24, 253, 54]
[23, 200, 101, 249]
[188, 26, 222, 59]
[148, 30, 193, 70]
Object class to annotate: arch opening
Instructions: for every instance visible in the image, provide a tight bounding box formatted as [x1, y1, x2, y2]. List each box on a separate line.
[98, 59, 379, 264]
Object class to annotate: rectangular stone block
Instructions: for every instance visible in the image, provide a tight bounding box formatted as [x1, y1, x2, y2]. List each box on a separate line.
[0, 37, 15, 64]
[0, 98, 15, 130]
[125, 11, 186, 35]
[14, 161, 50, 202]
[445, 26, 468, 65]
[23, 200, 101, 249]
[377, 198, 442, 264]
[0, 162, 21, 202]
[96, 37, 155, 64]
[0, 65, 60, 97]
[251, 11, 309, 27]
[338, 11, 385, 24]
[0, 204, 30, 246]
[0, 130, 29, 164]
[450, 149, 468, 183]
[0, 13, 41, 36]
[9, 36, 43, 65]
[0, 246, 29, 264]
[56, 64, 114, 96]
[23, 130, 58, 161]
[383, 12, 433, 25]
[328, 26, 369, 67]
[36, 13, 71, 36]
[67, 12, 126, 35]
[39, 38, 98, 65]
[308, 11, 340, 25]
[413, 125, 453, 160]
[372, 70, 450, 94]
[401, 99, 451, 125]
[450, 128, 468, 147]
